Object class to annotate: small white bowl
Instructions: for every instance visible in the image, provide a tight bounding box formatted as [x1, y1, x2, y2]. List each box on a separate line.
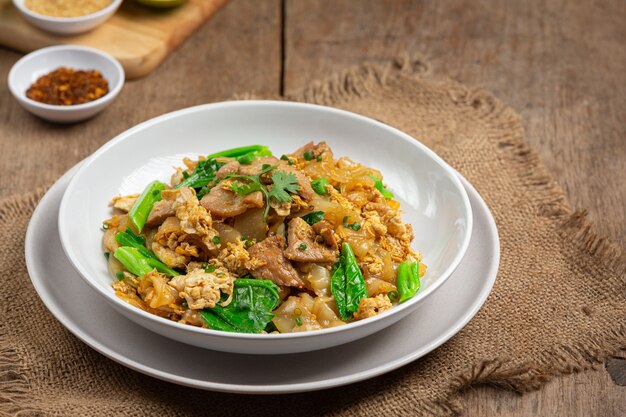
[8, 45, 125, 123]
[12, 0, 122, 35]
[58, 101, 473, 354]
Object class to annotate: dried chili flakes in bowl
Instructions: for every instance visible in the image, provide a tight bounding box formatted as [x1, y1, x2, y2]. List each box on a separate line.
[26, 67, 109, 106]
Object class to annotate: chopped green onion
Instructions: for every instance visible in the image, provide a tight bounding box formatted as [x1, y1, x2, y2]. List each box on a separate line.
[388, 290, 399, 302]
[212, 236, 221, 244]
[204, 264, 216, 273]
[342, 216, 361, 231]
[311, 178, 330, 195]
[316, 155, 323, 162]
[299, 242, 307, 251]
[295, 316, 303, 326]
[368, 175, 394, 199]
[115, 271, 125, 281]
[303, 151, 313, 161]
[301, 211, 325, 225]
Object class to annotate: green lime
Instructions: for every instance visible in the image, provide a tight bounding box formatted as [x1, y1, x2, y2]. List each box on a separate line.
[134, 0, 187, 8]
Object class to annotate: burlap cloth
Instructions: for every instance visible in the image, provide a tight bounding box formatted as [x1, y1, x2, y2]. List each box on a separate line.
[1, 58, 625, 416]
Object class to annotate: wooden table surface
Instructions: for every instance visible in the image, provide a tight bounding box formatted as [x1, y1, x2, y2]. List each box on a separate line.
[0, 0, 624, 415]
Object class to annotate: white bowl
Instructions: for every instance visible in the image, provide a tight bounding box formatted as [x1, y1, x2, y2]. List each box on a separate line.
[8, 45, 124, 123]
[12, 0, 122, 35]
[58, 101, 473, 354]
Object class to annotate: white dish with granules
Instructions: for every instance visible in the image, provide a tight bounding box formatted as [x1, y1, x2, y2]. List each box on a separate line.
[12, 0, 122, 35]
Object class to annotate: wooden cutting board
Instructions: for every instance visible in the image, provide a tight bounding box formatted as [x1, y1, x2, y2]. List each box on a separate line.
[0, 0, 228, 79]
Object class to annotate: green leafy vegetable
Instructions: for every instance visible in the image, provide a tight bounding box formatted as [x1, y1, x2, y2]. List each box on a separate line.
[206, 145, 271, 161]
[174, 159, 225, 190]
[330, 243, 369, 320]
[128, 181, 166, 233]
[311, 177, 330, 195]
[397, 260, 421, 303]
[113, 247, 153, 277]
[200, 279, 281, 333]
[115, 228, 179, 276]
[235, 147, 272, 165]
[368, 175, 394, 199]
[301, 211, 325, 225]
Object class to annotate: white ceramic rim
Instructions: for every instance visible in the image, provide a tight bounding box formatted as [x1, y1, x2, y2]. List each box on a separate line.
[58, 100, 473, 341]
[30, 164, 495, 393]
[12, 0, 122, 23]
[7, 45, 125, 111]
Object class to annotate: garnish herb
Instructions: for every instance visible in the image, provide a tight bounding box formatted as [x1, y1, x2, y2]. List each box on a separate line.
[114, 228, 180, 276]
[299, 242, 307, 251]
[200, 279, 281, 333]
[301, 211, 325, 225]
[387, 290, 399, 302]
[115, 271, 124, 281]
[295, 317, 303, 326]
[227, 165, 300, 219]
[303, 151, 313, 161]
[368, 175, 394, 199]
[316, 155, 323, 162]
[330, 242, 368, 320]
[212, 236, 221, 244]
[204, 264, 216, 273]
[397, 260, 421, 303]
[128, 181, 167, 233]
[311, 177, 330, 195]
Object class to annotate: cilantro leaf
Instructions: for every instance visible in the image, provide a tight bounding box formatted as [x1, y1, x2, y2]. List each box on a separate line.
[268, 171, 300, 203]
[230, 180, 262, 196]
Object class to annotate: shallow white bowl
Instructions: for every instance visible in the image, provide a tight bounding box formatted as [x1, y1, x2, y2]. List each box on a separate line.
[58, 101, 473, 354]
[8, 45, 125, 123]
[12, 0, 122, 35]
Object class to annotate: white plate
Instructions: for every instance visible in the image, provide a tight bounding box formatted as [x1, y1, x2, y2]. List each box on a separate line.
[25, 165, 498, 394]
[57, 101, 473, 354]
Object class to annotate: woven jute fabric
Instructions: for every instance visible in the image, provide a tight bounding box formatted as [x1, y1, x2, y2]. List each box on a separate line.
[1, 57, 625, 416]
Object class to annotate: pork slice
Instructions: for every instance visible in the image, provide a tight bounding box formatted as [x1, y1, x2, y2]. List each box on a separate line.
[214, 160, 241, 181]
[292, 141, 331, 160]
[312, 220, 338, 250]
[284, 218, 337, 263]
[248, 235, 304, 288]
[145, 200, 175, 227]
[200, 185, 264, 218]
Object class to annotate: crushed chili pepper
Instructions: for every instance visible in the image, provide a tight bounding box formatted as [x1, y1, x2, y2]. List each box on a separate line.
[26, 67, 109, 106]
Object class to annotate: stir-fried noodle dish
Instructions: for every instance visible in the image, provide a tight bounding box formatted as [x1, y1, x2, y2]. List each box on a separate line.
[103, 142, 425, 334]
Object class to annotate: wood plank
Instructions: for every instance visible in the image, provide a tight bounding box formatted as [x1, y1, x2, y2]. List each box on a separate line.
[283, 0, 626, 415]
[0, 0, 281, 197]
[0, 0, 228, 79]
